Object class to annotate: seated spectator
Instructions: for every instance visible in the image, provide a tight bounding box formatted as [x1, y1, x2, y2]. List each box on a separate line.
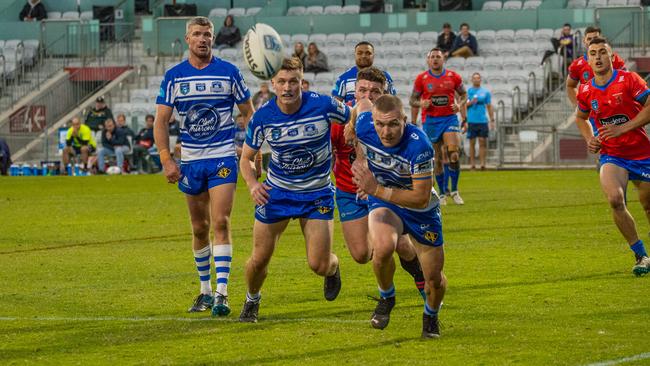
[132, 114, 155, 173]
[234, 114, 246, 158]
[293, 42, 307, 65]
[0, 137, 11, 176]
[542, 23, 574, 66]
[450, 23, 478, 58]
[304, 42, 329, 73]
[168, 115, 182, 161]
[252, 82, 276, 109]
[116, 113, 135, 138]
[85, 96, 114, 132]
[62, 117, 96, 175]
[97, 119, 130, 173]
[19, 0, 46, 22]
[215, 15, 241, 50]
[301, 79, 310, 92]
[437, 23, 456, 57]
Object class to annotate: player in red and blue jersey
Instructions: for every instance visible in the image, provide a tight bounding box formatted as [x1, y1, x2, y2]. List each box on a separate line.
[410, 48, 467, 206]
[331, 67, 425, 298]
[575, 37, 650, 276]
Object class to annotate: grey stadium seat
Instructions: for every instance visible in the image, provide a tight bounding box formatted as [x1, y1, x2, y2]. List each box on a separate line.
[419, 31, 438, 46]
[482, 1, 503, 10]
[522, 0, 542, 9]
[228, 7, 246, 16]
[324, 5, 343, 14]
[309, 33, 327, 44]
[326, 33, 345, 48]
[503, 1, 523, 10]
[209, 8, 227, 17]
[305, 6, 324, 15]
[465, 56, 485, 70]
[287, 6, 306, 15]
[291, 34, 309, 45]
[446, 57, 465, 71]
[515, 29, 535, 43]
[567, 0, 587, 7]
[400, 32, 420, 46]
[484, 56, 504, 71]
[495, 29, 515, 43]
[364, 32, 383, 45]
[382, 32, 401, 47]
[344, 33, 363, 48]
[477, 30, 496, 44]
[503, 55, 524, 70]
[341, 5, 360, 14]
[246, 7, 262, 16]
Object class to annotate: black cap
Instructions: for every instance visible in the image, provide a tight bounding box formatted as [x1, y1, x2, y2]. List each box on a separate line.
[96, 96, 105, 103]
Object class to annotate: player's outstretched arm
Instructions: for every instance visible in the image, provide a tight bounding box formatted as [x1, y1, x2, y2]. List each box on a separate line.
[599, 98, 650, 139]
[153, 104, 180, 184]
[240, 143, 270, 205]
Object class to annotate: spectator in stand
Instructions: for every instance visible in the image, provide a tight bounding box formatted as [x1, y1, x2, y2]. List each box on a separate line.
[542, 23, 574, 66]
[437, 23, 456, 57]
[0, 137, 11, 175]
[116, 113, 135, 138]
[252, 81, 275, 109]
[304, 42, 329, 73]
[215, 15, 241, 50]
[85, 96, 114, 132]
[301, 79, 310, 92]
[62, 117, 96, 175]
[132, 114, 155, 173]
[450, 23, 478, 58]
[168, 114, 181, 161]
[97, 118, 130, 173]
[234, 114, 246, 158]
[19, 0, 46, 21]
[292, 42, 307, 65]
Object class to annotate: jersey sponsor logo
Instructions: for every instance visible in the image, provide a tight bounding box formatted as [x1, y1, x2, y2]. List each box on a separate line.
[424, 231, 438, 243]
[196, 83, 206, 92]
[271, 128, 282, 140]
[217, 167, 231, 178]
[431, 95, 449, 106]
[304, 124, 318, 136]
[599, 114, 630, 126]
[288, 128, 299, 137]
[591, 99, 599, 111]
[185, 103, 221, 141]
[256, 205, 266, 218]
[180, 175, 190, 188]
[411, 133, 419, 140]
[417, 151, 431, 160]
[211, 81, 224, 93]
[277, 147, 316, 175]
[180, 83, 190, 95]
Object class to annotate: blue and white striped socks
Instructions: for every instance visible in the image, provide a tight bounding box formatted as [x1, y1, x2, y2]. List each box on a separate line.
[213, 244, 232, 296]
[424, 302, 438, 317]
[379, 284, 395, 299]
[193, 245, 212, 295]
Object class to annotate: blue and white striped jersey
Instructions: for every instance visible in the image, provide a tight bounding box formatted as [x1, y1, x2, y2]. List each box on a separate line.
[331, 66, 396, 104]
[156, 57, 250, 163]
[356, 111, 434, 191]
[245, 92, 351, 192]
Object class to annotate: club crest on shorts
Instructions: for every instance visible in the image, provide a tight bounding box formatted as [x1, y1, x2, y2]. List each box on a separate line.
[317, 206, 331, 214]
[217, 167, 231, 178]
[424, 231, 438, 243]
[180, 83, 190, 95]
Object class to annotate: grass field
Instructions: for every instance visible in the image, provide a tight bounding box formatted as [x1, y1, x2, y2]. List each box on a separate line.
[1, 170, 649, 365]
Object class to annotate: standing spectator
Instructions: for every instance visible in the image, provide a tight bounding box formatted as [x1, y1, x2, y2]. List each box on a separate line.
[436, 23, 456, 57]
[19, 0, 46, 21]
[304, 42, 329, 73]
[85, 96, 114, 132]
[450, 23, 478, 58]
[292, 42, 307, 65]
[215, 15, 241, 50]
[234, 114, 246, 158]
[116, 113, 135, 138]
[62, 117, 96, 175]
[132, 114, 155, 173]
[97, 119, 130, 173]
[464, 73, 495, 171]
[0, 137, 11, 175]
[252, 82, 275, 109]
[301, 79, 310, 92]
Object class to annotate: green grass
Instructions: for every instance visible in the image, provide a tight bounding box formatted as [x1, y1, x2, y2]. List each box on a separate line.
[1, 170, 649, 365]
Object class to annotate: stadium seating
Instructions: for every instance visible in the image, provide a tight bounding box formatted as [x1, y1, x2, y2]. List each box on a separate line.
[503, 1, 523, 10]
[522, 0, 542, 9]
[567, 0, 587, 7]
[482, 1, 503, 10]
[209, 8, 228, 17]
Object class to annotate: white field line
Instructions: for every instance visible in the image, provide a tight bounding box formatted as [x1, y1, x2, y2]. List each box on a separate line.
[0, 316, 367, 324]
[584, 352, 650, 366]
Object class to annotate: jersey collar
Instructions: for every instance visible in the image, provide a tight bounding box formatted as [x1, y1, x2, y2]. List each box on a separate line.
[428, 68, 446, 78]
[591, 69, 618, 91]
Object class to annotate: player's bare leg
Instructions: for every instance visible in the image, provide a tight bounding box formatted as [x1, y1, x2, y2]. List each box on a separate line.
[240, 219, 290, 322]
[600, 164, 638, 243]
[478, 136, 487, 170]
[341, 216, 372, 264]
[208, 183, 236, 316]
[433, 141, 447, 205]
[443, 131, 464, 205]
[632, 180, 650, 275]
[186, 192, 213, 312]
[468, 137, 477, 169]
[412, 239, 446, 338]
[368, 208, 400, 329]
[300, 218, 341, 300]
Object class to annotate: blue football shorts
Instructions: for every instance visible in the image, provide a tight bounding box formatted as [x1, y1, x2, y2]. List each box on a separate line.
[600, 154, 650, 182]
[423, 115, 460, 144]
[335, 188, 369, 222]
[255, 185, 335, 224]
[178, 156, 238, 195]
[368, 196, 444, 247]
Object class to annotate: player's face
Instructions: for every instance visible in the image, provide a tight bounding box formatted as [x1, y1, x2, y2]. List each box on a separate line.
[372, 108, 405, 147]
[427, 51, 444, 71]
[355, 45, 374, 68]
[186, 25, 213, 59]
[355, 79, 384, 103]
[583, 31, 600, 48]
[272, 69, 302, 106]
[587, 43, 612, 75]
[472, 74, 481, 87]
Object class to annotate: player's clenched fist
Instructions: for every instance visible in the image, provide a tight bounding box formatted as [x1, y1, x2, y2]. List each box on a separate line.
[162, 160, 180, 184]
[351, 159, 378, 196]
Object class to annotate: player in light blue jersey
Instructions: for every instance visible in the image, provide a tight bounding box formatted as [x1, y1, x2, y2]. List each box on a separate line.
[350, 94, 447, 338]
[238, 58, 350, 322]
[153, 17, 254, 316]
[332, 42, 396, 104]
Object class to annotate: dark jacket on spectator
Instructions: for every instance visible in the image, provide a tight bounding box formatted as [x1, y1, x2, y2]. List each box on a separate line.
[437, 32, 456, 53]
[450, 33, 478, 55]
[215, 25, 241, 47]
[85, 107, 114, 132]
[102, 127, 130, 149]
[304, 52, 329, 73]
[19, 1, 47, 21]
[135, 127, 154, 148]
[0, 137, 11, 175]
[119, 125, 136, 139]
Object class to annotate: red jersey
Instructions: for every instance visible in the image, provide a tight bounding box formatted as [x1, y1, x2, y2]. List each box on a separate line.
[331, 123, 357, 193]
[413, 68, 463, 119]
[577, 69, 650, 160]
[568, 52, 626, 84]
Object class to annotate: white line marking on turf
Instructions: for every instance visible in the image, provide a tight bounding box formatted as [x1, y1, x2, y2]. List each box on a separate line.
[584, 352, 650, 366]
[0, 316, 367, 324]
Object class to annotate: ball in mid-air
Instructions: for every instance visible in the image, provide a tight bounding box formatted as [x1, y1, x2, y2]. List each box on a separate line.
[242, 23, 285, 80]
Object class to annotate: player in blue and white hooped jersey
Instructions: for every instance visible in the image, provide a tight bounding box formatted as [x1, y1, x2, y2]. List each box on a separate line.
[238, 58, 350, 323]
[153, 16, 254, 317]
[332, 41, 396, 104]
[350, 95, 447, 338]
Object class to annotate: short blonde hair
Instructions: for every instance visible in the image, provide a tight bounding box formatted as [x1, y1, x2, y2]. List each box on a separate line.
[186, 16, 214, 35]
[280, 57, 304, 73]
[373, 95, 405, 118]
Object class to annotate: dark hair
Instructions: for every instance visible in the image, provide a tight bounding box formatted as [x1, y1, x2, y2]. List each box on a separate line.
[460, 23, 469, 29]
[471, 72, 481, 78]
[442, 23, 451, 29]
[585, 26, 601, 35]
[563, 23, 571, 28]
[224, 15, 234, 26]
[280, 57, 304, 72]
[357, 67, 387, 86]
[428, 47, 444, 55]
[145, 114, 155, 121]
[355, 41, 374, 50]
[308, 42, 320, 54]
[588, 36, 609, 47]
